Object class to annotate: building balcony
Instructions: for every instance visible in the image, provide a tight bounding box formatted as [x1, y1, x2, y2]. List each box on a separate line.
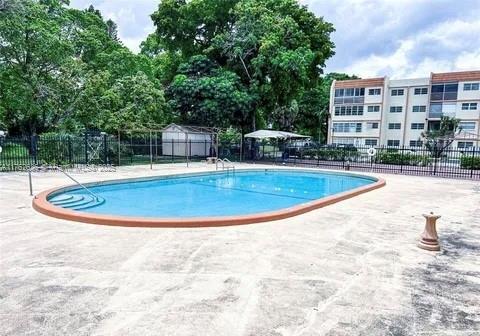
[428, 111, 456, 119]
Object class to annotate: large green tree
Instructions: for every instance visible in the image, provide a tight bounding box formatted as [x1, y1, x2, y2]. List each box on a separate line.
[167, 55, 253, 129]
[0, 0, 168, 136]
[151, 0, 335, 131]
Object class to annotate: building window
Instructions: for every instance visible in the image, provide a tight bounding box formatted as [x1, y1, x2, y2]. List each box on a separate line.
[368, 88, 381, 95]
[334, 87, 365, 104]
[463, 83, 479, 91]
[458, 141, 474, 149]
[367, 105, 380, 112]
[333, 122, 362, 133]
[332, 138, 356, 145]
[414, 87, 428, 95]
[412, 105, 426, 113]
[459, 122, 476, 131]
[365, 139, 378, 146]
[431, 83, 458, 101]
[461, 103, 478, 110]
[391, 89, 404, 96]
[387, 140, 400, 147]
[389, 106, 403, 113]
[411, 123, 425, 130]
[334, 105, 364, 116]
[429, 102, 456, 118]
[409, 140, 423, 147]
[367, 122, 379, 129]
[388, 123, 401, 130]
[335, 88, 365, 97]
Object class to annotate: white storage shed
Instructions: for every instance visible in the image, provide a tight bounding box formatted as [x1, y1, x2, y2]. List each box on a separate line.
[162, 124, 215, 157]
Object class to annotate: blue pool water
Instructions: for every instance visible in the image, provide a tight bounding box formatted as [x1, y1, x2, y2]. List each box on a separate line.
[48, 170, 376, 218]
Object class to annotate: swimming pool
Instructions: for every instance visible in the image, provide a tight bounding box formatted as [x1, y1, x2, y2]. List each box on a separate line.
[33, 169, 385, 227]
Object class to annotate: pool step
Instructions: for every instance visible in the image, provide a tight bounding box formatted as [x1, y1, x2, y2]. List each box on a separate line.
[49, 194, 105, 211]
[50, 195, 84, 206]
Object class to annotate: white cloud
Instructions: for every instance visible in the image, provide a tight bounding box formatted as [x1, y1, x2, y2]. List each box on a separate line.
[68, 0, 480, 76]
[69, 0, 157, 53]
[302, 0, 480, 77]
[341, 17, 480, 78]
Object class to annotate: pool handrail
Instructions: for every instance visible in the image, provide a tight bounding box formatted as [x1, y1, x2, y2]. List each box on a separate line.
[215, 158, 235, 171]
[28, 165, 100, 201]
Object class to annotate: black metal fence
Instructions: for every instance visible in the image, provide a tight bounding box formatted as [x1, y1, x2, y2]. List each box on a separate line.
[251, 142, 480, 179]
[0, 134, 241, 171]
[1, 134, 479, 179]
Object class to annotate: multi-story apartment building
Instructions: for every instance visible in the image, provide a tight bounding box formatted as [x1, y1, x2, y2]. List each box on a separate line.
[327, 71, 480, 148]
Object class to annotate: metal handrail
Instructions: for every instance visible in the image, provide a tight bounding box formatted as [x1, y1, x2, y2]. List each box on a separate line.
[28, 165, 100, 201]
[215, 158, 235, 171]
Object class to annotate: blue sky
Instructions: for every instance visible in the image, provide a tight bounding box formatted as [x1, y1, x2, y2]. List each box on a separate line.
[69, 0, 480, 79]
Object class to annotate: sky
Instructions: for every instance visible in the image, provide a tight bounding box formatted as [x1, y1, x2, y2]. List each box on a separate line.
[69, 0, 480, 79]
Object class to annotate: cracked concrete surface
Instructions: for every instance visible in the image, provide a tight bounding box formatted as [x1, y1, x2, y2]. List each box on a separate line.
[1, 163, 479, 335]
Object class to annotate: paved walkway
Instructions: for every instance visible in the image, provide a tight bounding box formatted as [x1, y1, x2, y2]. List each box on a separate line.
[1, 163, 479, 335]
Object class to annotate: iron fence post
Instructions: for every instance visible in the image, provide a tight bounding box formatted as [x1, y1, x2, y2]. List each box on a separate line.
[84, 132, 88, 164]
[68, 136, 72, 164]
[28, 170, 33, 196]
[31, 135, 38, 166]
[103, 133, 108, 165]
[149, 131, 153, 170]
[471, 147, 476, 178]
[400, 146, 404, 173]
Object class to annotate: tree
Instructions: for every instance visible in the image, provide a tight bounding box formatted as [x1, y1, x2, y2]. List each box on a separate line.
[421, 116, 460, 158]
[215, 0, 335, 130]
[151, 0, 238, 58]
[0, 1, 161, 135]
[150, 0, 335, 131]
[167, 55, 253, 129]
[99, 72, 168, 133]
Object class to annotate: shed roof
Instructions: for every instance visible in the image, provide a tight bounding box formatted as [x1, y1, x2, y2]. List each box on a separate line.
[162, 123, 219, 134]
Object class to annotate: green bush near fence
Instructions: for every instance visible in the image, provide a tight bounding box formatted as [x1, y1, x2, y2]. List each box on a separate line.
[375, 150, 431, 166]
[302, 147, 358, 161]
[460, 156, 480, 170]
[0, 143, 29, 158]
[37, 137, 72, 165]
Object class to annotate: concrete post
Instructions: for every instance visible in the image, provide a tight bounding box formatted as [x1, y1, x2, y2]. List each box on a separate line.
[418, 212, 441, 251]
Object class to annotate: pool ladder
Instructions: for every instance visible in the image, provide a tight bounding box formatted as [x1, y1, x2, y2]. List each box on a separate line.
[216, 158, 235, 173]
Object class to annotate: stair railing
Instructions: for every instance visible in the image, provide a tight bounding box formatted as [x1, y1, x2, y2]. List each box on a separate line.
[28, 165, 100, 201]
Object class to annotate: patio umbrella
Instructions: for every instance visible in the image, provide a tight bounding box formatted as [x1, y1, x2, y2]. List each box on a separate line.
[244, 130, 309, 139]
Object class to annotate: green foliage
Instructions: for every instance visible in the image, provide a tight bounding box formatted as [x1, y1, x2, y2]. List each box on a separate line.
[219, 127, 242, 143]
[421, 117, 460, 158]
[0, 143, 29, 159]
[151, 0, 335, 131]
[168, 55, 253, 128]
[460, 156, 480, 170]
[376, 150, 431, 166]
[0, 1, 168, 136]
[2, 0, 338, 138]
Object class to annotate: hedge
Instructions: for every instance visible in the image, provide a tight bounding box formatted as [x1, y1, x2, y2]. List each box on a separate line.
[460, 156, 480, 170]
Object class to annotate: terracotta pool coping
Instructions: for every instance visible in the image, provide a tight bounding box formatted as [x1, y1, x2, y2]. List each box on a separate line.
[32, 170, 386, 228]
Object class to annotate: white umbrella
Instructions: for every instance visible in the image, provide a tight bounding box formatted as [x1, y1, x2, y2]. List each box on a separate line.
[244, 130, 309, 139]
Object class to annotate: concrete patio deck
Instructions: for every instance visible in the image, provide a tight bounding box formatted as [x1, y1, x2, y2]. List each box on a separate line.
[1, 163, 479, 335]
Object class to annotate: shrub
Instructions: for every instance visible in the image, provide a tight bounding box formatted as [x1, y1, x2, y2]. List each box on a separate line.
[376, 150, 431, 166]
[37, 135, 73, 165]
[0, 143, 29, 158]
[460, 156, 480, 170]
[302, 148, 317, 159]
